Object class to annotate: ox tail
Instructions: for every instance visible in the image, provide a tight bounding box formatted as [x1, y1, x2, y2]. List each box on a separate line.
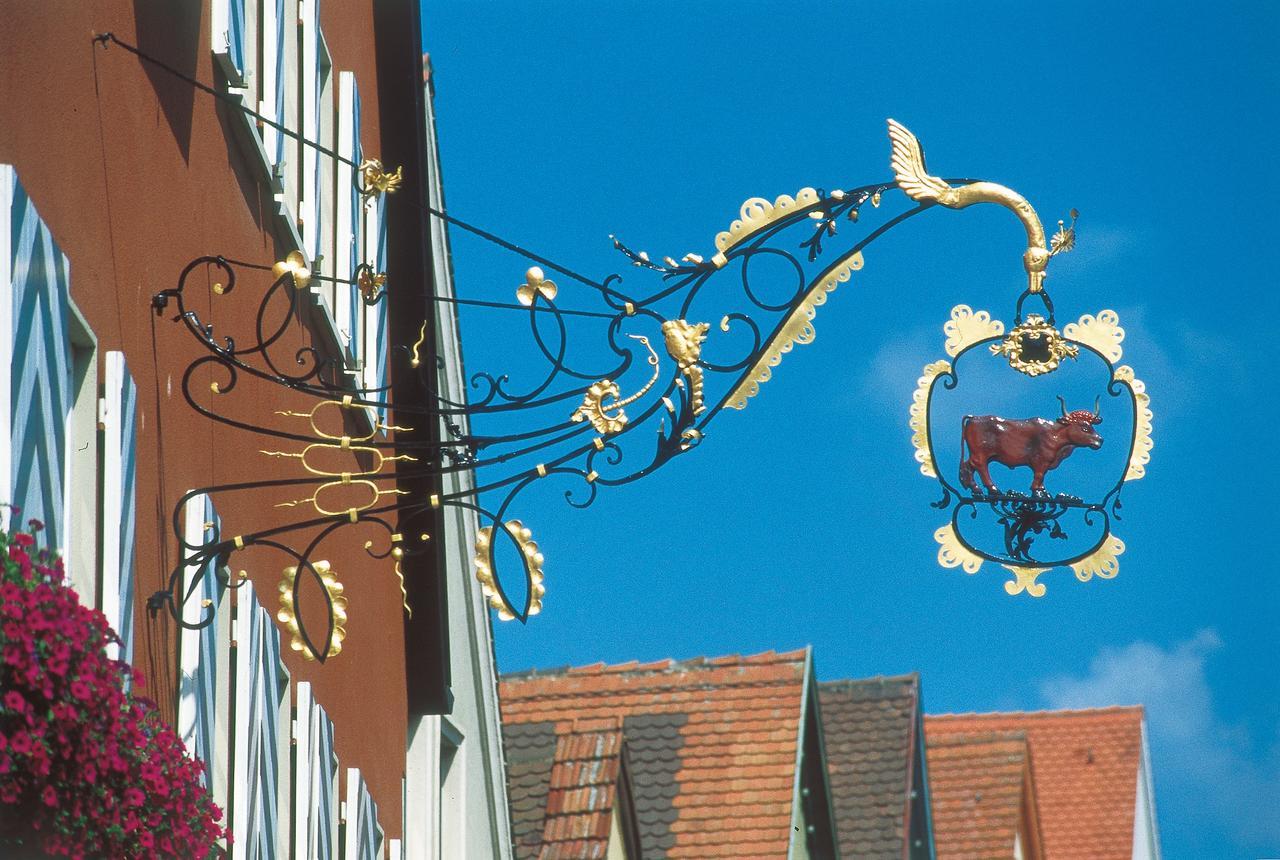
[959, 415, 975, 490]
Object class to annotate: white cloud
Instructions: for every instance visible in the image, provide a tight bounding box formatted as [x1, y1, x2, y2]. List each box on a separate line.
[1039, 630, 1280, 848]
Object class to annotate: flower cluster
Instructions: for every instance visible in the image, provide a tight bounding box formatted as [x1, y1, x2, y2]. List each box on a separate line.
[0, 521, 226, 858]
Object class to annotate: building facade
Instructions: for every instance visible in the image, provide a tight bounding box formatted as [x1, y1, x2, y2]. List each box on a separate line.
[1, 3, 511, 857]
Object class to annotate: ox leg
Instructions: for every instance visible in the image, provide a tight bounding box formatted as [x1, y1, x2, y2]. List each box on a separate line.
[1030, 468, 1047, 496]
[975, 459, 998, 494]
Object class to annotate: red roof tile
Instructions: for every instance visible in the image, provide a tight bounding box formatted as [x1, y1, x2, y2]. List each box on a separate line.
[926, 707, 1145, 860]
[925, 730, 1038, 859]
[501, 649, 809, 859]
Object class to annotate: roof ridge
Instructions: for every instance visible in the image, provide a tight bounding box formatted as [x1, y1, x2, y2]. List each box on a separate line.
[501, 648, 810, 681]
[926, 704, 1144, 720]
[818, 672, 921, 688]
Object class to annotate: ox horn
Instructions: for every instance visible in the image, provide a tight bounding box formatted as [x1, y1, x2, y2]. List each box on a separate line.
[1093, 394, 1102, 423]
[1056, 395, 1068, 417]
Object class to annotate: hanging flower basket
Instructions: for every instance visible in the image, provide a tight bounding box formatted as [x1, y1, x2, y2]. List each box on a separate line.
[0, 520, 226, 858]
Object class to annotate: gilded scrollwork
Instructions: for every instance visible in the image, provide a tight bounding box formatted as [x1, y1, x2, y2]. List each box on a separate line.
[1070, 534, 1125, 582]
[944, 305, 1004, 357]
[1064, 309, 1125, 363]
[935, 523, 983, 574]
[991, 314, 1079, 376]
[911, 361, 951, 477]
[725, 250, 864, 410]
[1115, 365, 1154, 480]
[570, 335, 661, 434]
[1002, 565, 1048, 598]
[713, 187, 822, 264]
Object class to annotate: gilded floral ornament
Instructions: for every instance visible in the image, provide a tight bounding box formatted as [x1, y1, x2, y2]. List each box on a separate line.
[271, 250, 311, 290]
[516, 266, 558, 306]
[277, 561, 348, 661]
[357, 158, 402, 197]
[935, 524, 983, 574]
[1064, 310, 1125, 363]
[356, 266, 387, 305]
[660, 319, 710, 415]
[990, 314, 1079, 376]
[1002, 566, 1047, 598]
[1070, 534, 1125, 582]
[570, 335, 661, 434]
[911, 361, 951, 477]
[944, 305, 1004, 357]
[474, 520, 544, 621]
[1115, 365, 1154, 480]
[713, 187, 821, 265]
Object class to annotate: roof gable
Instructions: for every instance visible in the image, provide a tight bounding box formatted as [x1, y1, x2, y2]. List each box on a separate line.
[925, 730, 1038, 859]
[818, 674, 922, 858]
[501, 650, 812, 857]
[926, 707, 1145, 859]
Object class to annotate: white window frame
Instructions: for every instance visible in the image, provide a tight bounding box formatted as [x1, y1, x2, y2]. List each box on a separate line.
[212, 0, 248, 85]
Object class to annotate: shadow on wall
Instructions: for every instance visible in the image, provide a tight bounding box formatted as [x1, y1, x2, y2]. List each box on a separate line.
[132, 0, 201, 164]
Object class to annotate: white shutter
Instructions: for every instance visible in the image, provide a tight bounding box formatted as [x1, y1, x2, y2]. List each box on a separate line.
[232, 583, 291, 859]
[99, 351, 137, 661]
[260, 0, 287, 172]
[0, 166, 13, 532]
[300, 0, 322, 260]
[343, 768, 384, 860]
[212, 0, 247, 84]
[334, 71, 362, 356]
[296, 682, 340, 859]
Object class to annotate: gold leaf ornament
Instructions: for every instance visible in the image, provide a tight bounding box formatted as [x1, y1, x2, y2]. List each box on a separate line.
[1114, 365, 1154, 480]
[713, 188, 821, 265]
[944, 305, 1004, 357]
[660, 319, 711, 415]
[1003, 566, 1048, 598]
[934, 523, 983, 574]
[1070, 534, 1125, 582]
[277, 561, 348, 661]
[1063, 310, 1125, 363]
[474, 520, 545, 620]
[911, 362, 951, 477]
[516, 266, 558, 306]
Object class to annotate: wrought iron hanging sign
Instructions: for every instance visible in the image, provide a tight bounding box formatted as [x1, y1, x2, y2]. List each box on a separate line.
[148, 118, 1151, 661]
[889, 124, 1154, 597]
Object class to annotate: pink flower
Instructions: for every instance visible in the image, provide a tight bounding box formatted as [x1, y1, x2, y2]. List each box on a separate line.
[41, 785, 57, 807]
[3, 689, 27, 712]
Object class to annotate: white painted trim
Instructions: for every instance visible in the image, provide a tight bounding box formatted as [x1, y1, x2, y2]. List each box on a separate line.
[334, 70, 359, 357]
[1132, 718, 1162, 860]
[0, 166, 11, 530]
[176, 492, 208, 749]
[99, 352, 126, 657]
[299, 0, 320, 261]
[786, 647, 813, 860]
[344, 767, 363, 860]
[294, 681, 315, 859]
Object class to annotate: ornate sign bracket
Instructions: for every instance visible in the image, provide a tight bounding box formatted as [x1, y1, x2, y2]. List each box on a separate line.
[148, 120, 1150, 660]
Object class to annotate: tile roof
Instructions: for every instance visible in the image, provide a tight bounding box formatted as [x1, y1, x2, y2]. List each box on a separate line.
[500, 649, 811, 859]
[926, 707, 1144, 860]
[925, 730, 1036, 860]
[541, 720, 626, 860]
[818, 675, 921, 858]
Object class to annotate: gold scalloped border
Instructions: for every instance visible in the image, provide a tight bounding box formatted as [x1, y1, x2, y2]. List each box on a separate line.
[911, 361, 951, 477]
[725, 251, 863, 410]
[944, 305, 1004, 357]
[714, 188, 821, 257]
[277, 561, 348, 661]
[474, 520, 545, 621]
[935, 523, 983, 574]
[1114, 365, 1153, 481]
[1071, 534, 1125, 582]
[1064, 309, 1125, 363]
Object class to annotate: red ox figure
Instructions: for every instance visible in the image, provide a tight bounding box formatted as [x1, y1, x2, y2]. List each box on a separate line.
[959, 396, 1103, 495]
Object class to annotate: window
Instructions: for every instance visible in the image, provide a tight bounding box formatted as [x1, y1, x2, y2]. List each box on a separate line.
[232, 582, 291, 859]
[98, 350, 138, 663]
[334, 70, 363, 357]
[259, 0, 289, 179]
[294, 681, 339, 860]
[300, 0, 330, 266]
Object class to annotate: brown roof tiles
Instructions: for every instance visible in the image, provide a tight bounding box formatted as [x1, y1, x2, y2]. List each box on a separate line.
[926, 707, 1145, 860]
[500, 649, 811, 858]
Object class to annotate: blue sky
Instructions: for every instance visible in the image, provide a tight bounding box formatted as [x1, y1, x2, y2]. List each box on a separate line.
[421, 2, 1278, 856]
